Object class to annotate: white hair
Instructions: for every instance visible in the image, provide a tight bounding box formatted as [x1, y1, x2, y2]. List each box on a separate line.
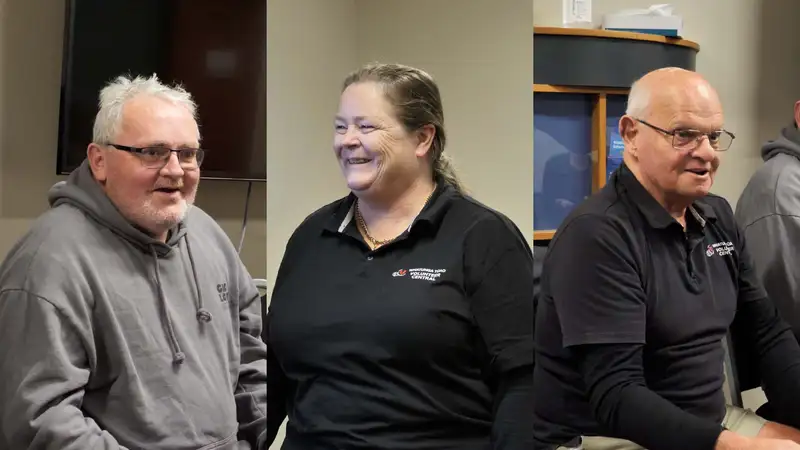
[625, 77, 650, 118]
[92, 74, 197, 144]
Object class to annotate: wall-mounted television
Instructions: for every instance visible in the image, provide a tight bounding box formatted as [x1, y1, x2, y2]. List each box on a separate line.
[57, 0, 266, 182]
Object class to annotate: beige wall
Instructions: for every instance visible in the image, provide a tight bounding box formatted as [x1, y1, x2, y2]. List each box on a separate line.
[356, 0, 534, 240]
[266, 0, 358, 300]
[266, 0, 533, 447]
[534, 0, 800, 411]
[0, 0, 266, 277]
[266, 3, 357, 445]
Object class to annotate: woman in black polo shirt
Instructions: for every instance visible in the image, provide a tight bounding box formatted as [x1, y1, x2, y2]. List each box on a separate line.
[266, 62, 534, 450]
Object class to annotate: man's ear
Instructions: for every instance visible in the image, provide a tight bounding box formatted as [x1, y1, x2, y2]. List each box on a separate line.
[414, 124, 435, 158]
[619, 115, 639, 146]
[794, 101, 800, 128]
[87, 143, 108, 182]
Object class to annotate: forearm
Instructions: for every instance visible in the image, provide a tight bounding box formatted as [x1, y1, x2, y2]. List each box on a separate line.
[491, 367, 533, 449]
[578, 344, 722, 450]
[598, 381, 723, 450]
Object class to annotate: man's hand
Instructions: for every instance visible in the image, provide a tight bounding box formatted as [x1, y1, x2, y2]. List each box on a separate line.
[717, 430, 800, 450]
[750, 439, 800, 450]
[759, 421, 800, 443]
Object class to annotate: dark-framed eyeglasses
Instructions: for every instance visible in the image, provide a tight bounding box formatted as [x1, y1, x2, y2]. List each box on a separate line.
[634, 119, 735, 152]
[107, 144, 205, 169]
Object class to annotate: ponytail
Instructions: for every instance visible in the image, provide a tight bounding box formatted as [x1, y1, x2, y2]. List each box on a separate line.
[433, 151, 466, 194]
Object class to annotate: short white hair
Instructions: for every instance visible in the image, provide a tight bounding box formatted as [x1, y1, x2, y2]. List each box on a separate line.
[625, 77, 650, 118]
[92, 74, 197, 144]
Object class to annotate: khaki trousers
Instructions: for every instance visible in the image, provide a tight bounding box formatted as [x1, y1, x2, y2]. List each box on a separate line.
[556, 405, 766, 450]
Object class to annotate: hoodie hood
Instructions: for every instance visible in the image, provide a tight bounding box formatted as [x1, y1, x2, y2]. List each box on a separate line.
[48, 159, 211, 365]
[48, 159, 186, 254]
[761, 123, 800, 161]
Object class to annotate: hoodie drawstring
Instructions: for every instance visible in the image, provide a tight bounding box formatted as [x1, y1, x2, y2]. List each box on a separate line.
[184, 235, 212, 323]
[149, 235, 211, 366]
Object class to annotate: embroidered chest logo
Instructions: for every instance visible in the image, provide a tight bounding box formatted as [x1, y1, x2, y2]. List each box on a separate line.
[706, 241, 734, 257]
[216, 283, 229, 303]
[391, 267, 446, 282]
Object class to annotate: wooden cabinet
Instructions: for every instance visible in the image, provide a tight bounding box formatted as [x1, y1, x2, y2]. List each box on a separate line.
[533, 27, 700, 242]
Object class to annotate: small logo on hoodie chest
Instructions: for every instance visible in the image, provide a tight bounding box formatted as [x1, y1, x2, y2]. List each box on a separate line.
[216, 283, 229, 303]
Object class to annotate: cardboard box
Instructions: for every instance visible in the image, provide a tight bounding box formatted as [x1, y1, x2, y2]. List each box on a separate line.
[602, 11, 682, 37]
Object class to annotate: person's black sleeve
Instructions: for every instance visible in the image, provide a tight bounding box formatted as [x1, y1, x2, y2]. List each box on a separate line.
[573, 343, 723, 450]
[548, 215, 723, 450]
[265, 226, 306, 446]
[728, 212, 800, 429]
[464, 215, 534, 449]
[266, 312, 289, 445]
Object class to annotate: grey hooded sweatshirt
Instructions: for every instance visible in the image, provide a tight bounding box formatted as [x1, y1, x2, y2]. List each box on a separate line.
[0, 160, 267, 449]
[736, 124, 800, 343]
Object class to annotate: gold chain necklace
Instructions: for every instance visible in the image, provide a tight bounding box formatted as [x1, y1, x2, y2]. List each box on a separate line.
[356, 184, 437, 249]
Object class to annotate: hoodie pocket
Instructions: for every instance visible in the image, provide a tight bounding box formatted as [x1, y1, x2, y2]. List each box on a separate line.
[197, 431, 242, 450]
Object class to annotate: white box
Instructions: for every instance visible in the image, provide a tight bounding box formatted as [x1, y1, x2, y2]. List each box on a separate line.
[602, 9, 682, 37]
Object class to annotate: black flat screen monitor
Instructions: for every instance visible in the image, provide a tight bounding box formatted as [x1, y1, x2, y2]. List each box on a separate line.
[57, 0, 266, 181]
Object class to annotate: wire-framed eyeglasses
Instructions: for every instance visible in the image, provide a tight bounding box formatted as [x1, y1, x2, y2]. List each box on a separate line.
[107, 144, 205, 169]
[635, 119, 735, 152]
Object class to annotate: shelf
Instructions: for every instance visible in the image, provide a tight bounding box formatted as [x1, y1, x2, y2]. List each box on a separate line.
[534, 84, 629, 95]
[532, 27, 699, 241]
[533, 26, 700, 51]
[534, 26, 699, 89]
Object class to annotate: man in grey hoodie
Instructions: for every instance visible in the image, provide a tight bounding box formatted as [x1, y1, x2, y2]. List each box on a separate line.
[0, 74, 266, 449]
[735, 107, 800, 426]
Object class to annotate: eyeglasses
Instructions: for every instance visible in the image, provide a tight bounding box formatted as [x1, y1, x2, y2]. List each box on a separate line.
[107, 144, 205, 169]
[635, 119, 735, 152]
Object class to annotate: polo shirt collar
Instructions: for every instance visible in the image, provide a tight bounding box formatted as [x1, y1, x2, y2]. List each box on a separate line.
[322, 180, 455, 236]
[614, 163, 716, 230]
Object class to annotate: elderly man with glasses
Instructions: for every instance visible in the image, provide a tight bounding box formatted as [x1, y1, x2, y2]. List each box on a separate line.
[533, 67, 800, 450]
[0, 74, 266, 450]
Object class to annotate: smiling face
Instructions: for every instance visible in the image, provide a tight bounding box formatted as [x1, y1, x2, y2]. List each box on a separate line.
[622, 74, 724, 204]
[88, 94, 201, 239]
[333, 82, 432, 198]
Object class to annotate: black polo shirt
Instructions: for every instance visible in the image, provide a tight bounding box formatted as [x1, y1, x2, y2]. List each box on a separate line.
[266, 183, 534, 450]
[532, 165, 800, 450]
